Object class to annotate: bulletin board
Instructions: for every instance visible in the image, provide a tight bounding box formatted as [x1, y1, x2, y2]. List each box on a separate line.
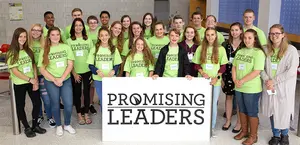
[280, 0, 300, 35]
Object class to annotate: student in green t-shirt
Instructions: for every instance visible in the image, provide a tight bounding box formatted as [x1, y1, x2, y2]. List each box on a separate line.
[99, 11, 111, 29]
[148, 22, 170, 62]
[152, 29, 192, 79]
[67, 18, 94, 125]
[43, 11, 66, 43]
[172, 15, 185, 42]
[122, 21, 151, 57]
[243, 9, 267, 46]
[28, 23, 56, 128]
[87, 15, 100, 45]
[124, 37, 155, 77]
[192, 27, 228, 137]
[191, 11, 205, 41]
[261, 24, 299, 145]
[201, 15, 225, 45]
[110, 21, 125, 76]
[86, 27, 122, 110]
[142, 13, 154, 39]
[6, 28, 46, 138]
[232, 29, 266, 144]
[38, 27, 76, 136]
[121, 15, 131, 41]
[65, 8, 89, 40]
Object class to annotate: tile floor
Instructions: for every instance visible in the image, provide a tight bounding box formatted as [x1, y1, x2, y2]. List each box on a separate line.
[0, 80, 299, 145]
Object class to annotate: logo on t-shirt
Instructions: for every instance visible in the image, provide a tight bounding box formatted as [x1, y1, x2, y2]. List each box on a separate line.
[166, 54, 178, 61]
[151, 44, 165, 51]
[132, 60, 146, 68]
[96, 54, 113, 61]
[235, 54, 253, 63]
[18, 56, 32, 65]
[49, 50, 67, 60]
[71, 43, 90, 51]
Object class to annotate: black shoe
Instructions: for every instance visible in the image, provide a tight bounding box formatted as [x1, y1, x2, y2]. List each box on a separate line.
[89, 105, 97, 115]
[32, 126, 47, 134]
[60, 103, 64, 109]
[37, 116, 44, 125]
[280, 135, 289, 145]
[81, 107, 85, 116]
[222, 123, 231, 131]
[24, 128, 36, 138]
[232, 126, 241, 133]
[268, 136, 281, 145]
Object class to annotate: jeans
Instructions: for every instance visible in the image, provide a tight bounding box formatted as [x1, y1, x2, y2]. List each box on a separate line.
[94, 80, 102, 111]
[235, 91, 261, 117]
[270, 116, 289, 137]
[38, 76, 52, 119]
[44, 78, 73, 126]
[14, 83, 41, 128]
[72, 71, 92, 114]
[212, 86, 221, 129]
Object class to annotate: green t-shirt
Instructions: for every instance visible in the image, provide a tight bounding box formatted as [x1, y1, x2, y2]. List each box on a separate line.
[199, 28, 225, 45]
[86, 46, 122, 81]
[163, 46, 179, 77]
[233, 47, 265, 93]
[43, 26, 67, 43]
[67, 37, 93, 74]
[124, 53, 154, 77]
[144, 29, 152, 39]
[65, 24, 90, 40]
[192, 46, 228, 86]
[37, 43, 75, 81]
[8, 50, 34, 85]
[148, 36, 170, 61]
[244, 26, 267, 46]
[271, 48, 280, 77]
[112, 37, 118, 46]
[197, 27, 206, 42]
[87, 27, 100, 45]
[123, 31, 129, 41]
[121, 39, 151, 57]
[31, 40, 42, 75]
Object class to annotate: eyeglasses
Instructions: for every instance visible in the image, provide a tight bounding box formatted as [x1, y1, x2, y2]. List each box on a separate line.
[31, 29, 42, 32]
[269, 32, 283, 36]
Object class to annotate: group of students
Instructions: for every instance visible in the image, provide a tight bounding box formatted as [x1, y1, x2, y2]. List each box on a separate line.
[5, 7, 299, 145]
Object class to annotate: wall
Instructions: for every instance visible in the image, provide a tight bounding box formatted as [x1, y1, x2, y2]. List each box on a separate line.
[169, 0, 190, 25]
[0, 0, 154, 44]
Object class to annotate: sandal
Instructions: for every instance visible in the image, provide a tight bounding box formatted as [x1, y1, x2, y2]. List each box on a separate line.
[78, 116, 85, 125]
[85, 114, 92, 124]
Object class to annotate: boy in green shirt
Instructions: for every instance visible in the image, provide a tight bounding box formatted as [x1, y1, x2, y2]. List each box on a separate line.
[65, 8, 89, 40]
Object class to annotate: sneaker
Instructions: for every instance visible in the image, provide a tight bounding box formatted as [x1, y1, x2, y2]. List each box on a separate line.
[280, 135, 289, 145]
[89, 105, 97, 115]
[56, 126, 63, 136]
[37, 116, 44, 124]
[64, 125, 76, 134]
[32, 125, 47, 134]
[24, 128, 36, 138]
[211, 129, 217, 138]
[48, 118, 56, 128]
[268, 136, 280, 145]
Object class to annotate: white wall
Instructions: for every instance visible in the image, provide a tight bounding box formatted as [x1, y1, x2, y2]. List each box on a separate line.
[0, 0, 154, 44]
[169, 0, 190, 25]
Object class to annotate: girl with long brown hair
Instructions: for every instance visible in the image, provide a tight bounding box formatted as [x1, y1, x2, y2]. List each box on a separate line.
[192, 27, 228, 137]
[261, 24, 299, 145]
[142, 13, 154, 39]
[124, 37, 155, 77]
[38, 27, 75, 136]
[121, 15, 131, 41]
[86, 27, 122, 110]
[6, 27, 46, 137]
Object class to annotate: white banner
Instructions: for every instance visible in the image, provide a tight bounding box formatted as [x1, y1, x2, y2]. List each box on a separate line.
[102, 77, 212, 142]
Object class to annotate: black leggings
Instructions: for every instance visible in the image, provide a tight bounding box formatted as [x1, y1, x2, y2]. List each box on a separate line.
[14, 83, 41, 128]
[72, 71, 92, 114]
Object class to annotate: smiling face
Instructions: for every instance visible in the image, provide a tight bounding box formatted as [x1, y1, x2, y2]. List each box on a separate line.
[154, 24, 165, 38]
[74, 20, 83, 34]
[243, 12, 255, 26]
[111, 23, 122, 37]
[122, 17, 131, 29]
[72, 11, 82, 19]
[44, 13, 55, 27]
[185, 27, 195, 41]
[269, 27, 285, 45]
[100, 13, 110, 26]
[143, 15, 152, 27]
[205, 29, 217, 45]
[49, 30, 61, 44]
[135, 39, 144, 53]
[169, 31, 180, 44]
[230, 25, 242, 39]
[173, 19, 184, 31]
[243, 32, 255, 48]
[88, 19, 98, 30]
[132, 24, 142, 37]
[18, 32, 27, 48]
[192, 14, 202, 27]
[31, 26, 42, 39]
[99, 30, 110, 44]
[206, 16, 216, 28]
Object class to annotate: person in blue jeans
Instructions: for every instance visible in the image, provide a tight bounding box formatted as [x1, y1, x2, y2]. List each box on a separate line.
[28, 23, 56, 128]
[38, 27, 76, 136]
[87, 27, 121, 111]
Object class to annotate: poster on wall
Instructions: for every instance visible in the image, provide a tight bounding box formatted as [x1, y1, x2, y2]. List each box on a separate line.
[9, 3, 23, 21]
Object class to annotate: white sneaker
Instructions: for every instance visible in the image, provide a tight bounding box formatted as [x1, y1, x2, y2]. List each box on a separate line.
[48, 118, 56, 128]
[56, 126, 63, 136]
[211, 129, 217, 138]
[64, 125, 76, 134]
